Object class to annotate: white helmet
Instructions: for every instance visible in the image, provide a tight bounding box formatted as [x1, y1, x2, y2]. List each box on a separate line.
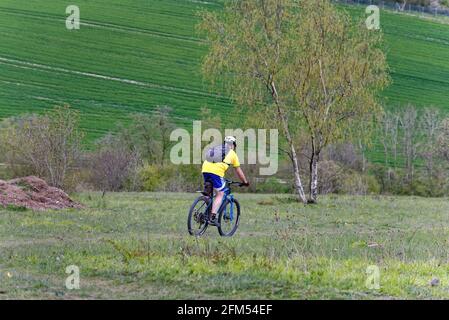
[224, 136, 237, 146]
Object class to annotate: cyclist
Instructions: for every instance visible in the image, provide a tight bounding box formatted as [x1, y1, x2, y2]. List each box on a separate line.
[202, 136, 249, 224]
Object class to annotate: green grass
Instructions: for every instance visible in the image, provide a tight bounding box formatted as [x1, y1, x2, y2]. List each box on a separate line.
[0, 0, 233, 144]
[1, 1, 449, 159]
[1, 192, 449, 299]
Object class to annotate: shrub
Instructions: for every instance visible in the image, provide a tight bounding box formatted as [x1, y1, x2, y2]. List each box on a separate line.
[89, 138, 140, 192]
[325, 144, 363, 171]
[138, 164, 202, 192]
[370, 163, 449, 197]
[63, 168, 94, 193]
[364, 174, 381, 195]
[255, 177, 292, 194]
[318, 160, 342, 194]
[138, 164, 166, 191]
[338, 172, 367, 195]
[338, 171, 380, 195]
[0, 105, 83, 188]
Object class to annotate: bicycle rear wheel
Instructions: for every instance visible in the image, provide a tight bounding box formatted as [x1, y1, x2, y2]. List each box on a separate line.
[217, 198, 240, 237]
[188, 196, 210, 236]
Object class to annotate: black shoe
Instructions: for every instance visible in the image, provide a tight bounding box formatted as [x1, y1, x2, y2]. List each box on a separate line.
[208, 214, 218, 226]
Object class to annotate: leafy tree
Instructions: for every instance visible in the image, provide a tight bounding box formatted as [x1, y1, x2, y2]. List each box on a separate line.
[199, 0, 308, 203]
[286, 0, 389, 202]
[199, 0, 388, 203]
[116, 106, 175, 166]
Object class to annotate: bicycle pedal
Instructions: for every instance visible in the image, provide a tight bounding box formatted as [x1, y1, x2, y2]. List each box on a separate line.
[208, 219, 219, 227]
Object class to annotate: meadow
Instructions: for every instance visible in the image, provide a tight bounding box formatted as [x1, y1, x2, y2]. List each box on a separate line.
[1, 0, 449, 154]
[1, 192, 449, 299]
[2, 2, 449, 299]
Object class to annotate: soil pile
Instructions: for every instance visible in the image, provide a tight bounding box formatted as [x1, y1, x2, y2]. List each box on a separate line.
[0, 176, 83, 210]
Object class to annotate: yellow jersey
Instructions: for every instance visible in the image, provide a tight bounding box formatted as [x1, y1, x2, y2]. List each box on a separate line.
[202, 149, 240, 177]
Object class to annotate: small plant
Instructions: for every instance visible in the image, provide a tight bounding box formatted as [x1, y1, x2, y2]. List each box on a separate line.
[6, 204, 28, 212]
[105, 239, 150, 264]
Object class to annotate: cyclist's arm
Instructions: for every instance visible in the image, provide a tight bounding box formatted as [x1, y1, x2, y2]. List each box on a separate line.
[234, 167, 248, 185]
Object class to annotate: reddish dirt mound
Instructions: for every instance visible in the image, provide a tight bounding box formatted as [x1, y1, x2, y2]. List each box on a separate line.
[0, 176, 83, 211]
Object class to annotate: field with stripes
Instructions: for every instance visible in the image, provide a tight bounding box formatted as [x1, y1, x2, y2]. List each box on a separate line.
[0, 0, 232, 143]
[1, 0, 449, 154]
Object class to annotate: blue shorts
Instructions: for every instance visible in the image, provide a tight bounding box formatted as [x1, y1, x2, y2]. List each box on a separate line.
[203, 173, 226, 191]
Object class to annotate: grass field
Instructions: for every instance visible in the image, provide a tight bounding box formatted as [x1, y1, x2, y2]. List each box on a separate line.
[0, 0, 232, 143]
[1, 0, 449, 153]
[1, 192, 449, 299]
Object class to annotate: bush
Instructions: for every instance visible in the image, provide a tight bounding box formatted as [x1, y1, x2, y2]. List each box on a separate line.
[318, 160, 341, 194]
[0, 106, 83, 189]
[255, 177, 292, 194]
[325, 144, 363, 171]
[138, 164, 202, 192]
[64, 168, 93, 193]
[338, 171, 381, 195]
[338, 172, 367, 195]
[138, 164, 166, 191]
[89, 138, 140, 192]
[365, 174, 381, 194]
[397, 172, 449, 197]
[370, 163, 449, 197]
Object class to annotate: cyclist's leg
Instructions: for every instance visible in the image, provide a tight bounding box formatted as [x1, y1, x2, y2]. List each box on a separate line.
[203, 173, 226, 220]
[212, 189, 224, 216]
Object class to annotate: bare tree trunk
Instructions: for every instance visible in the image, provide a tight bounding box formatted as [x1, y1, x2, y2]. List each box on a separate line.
[309, 151, 319, 204]
[358, 139, 366, 173]
[282, 114, 307, 204]
[392, 115, 399, 169]
[401, 106, 417, 184]
[270, 81, 307, 204]
[421, 108, 440, 179]
[290, 140, 308, 204]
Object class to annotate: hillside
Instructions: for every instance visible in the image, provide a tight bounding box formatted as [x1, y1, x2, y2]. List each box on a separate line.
[1, 0, 449, 152]
[0, 0, 229, 141]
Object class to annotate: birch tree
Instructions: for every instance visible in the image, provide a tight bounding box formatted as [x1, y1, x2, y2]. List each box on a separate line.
[199, 0, 388, 203]
[198, 0, 308, 203]
[400, 105, 419, 183]
[437, 118, 449, 162]
[420, 107, 440, 178]
[286, 0, 389, 203]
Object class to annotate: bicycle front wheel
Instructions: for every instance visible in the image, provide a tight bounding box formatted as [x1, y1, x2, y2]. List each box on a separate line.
[217, 198, 240, 237]
[188, 196, 210, 236]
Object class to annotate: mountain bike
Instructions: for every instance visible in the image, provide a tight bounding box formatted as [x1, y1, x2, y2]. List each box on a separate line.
[187, 179, 244, 237]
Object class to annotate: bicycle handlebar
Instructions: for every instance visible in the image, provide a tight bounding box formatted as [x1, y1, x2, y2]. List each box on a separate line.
[225, 179, 249, 187]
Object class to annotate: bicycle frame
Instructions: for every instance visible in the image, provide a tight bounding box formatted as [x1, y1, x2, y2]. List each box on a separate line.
[221, 187, 235, 221]
[204, 182, 236, 222]
[216, 185, 236, 221]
